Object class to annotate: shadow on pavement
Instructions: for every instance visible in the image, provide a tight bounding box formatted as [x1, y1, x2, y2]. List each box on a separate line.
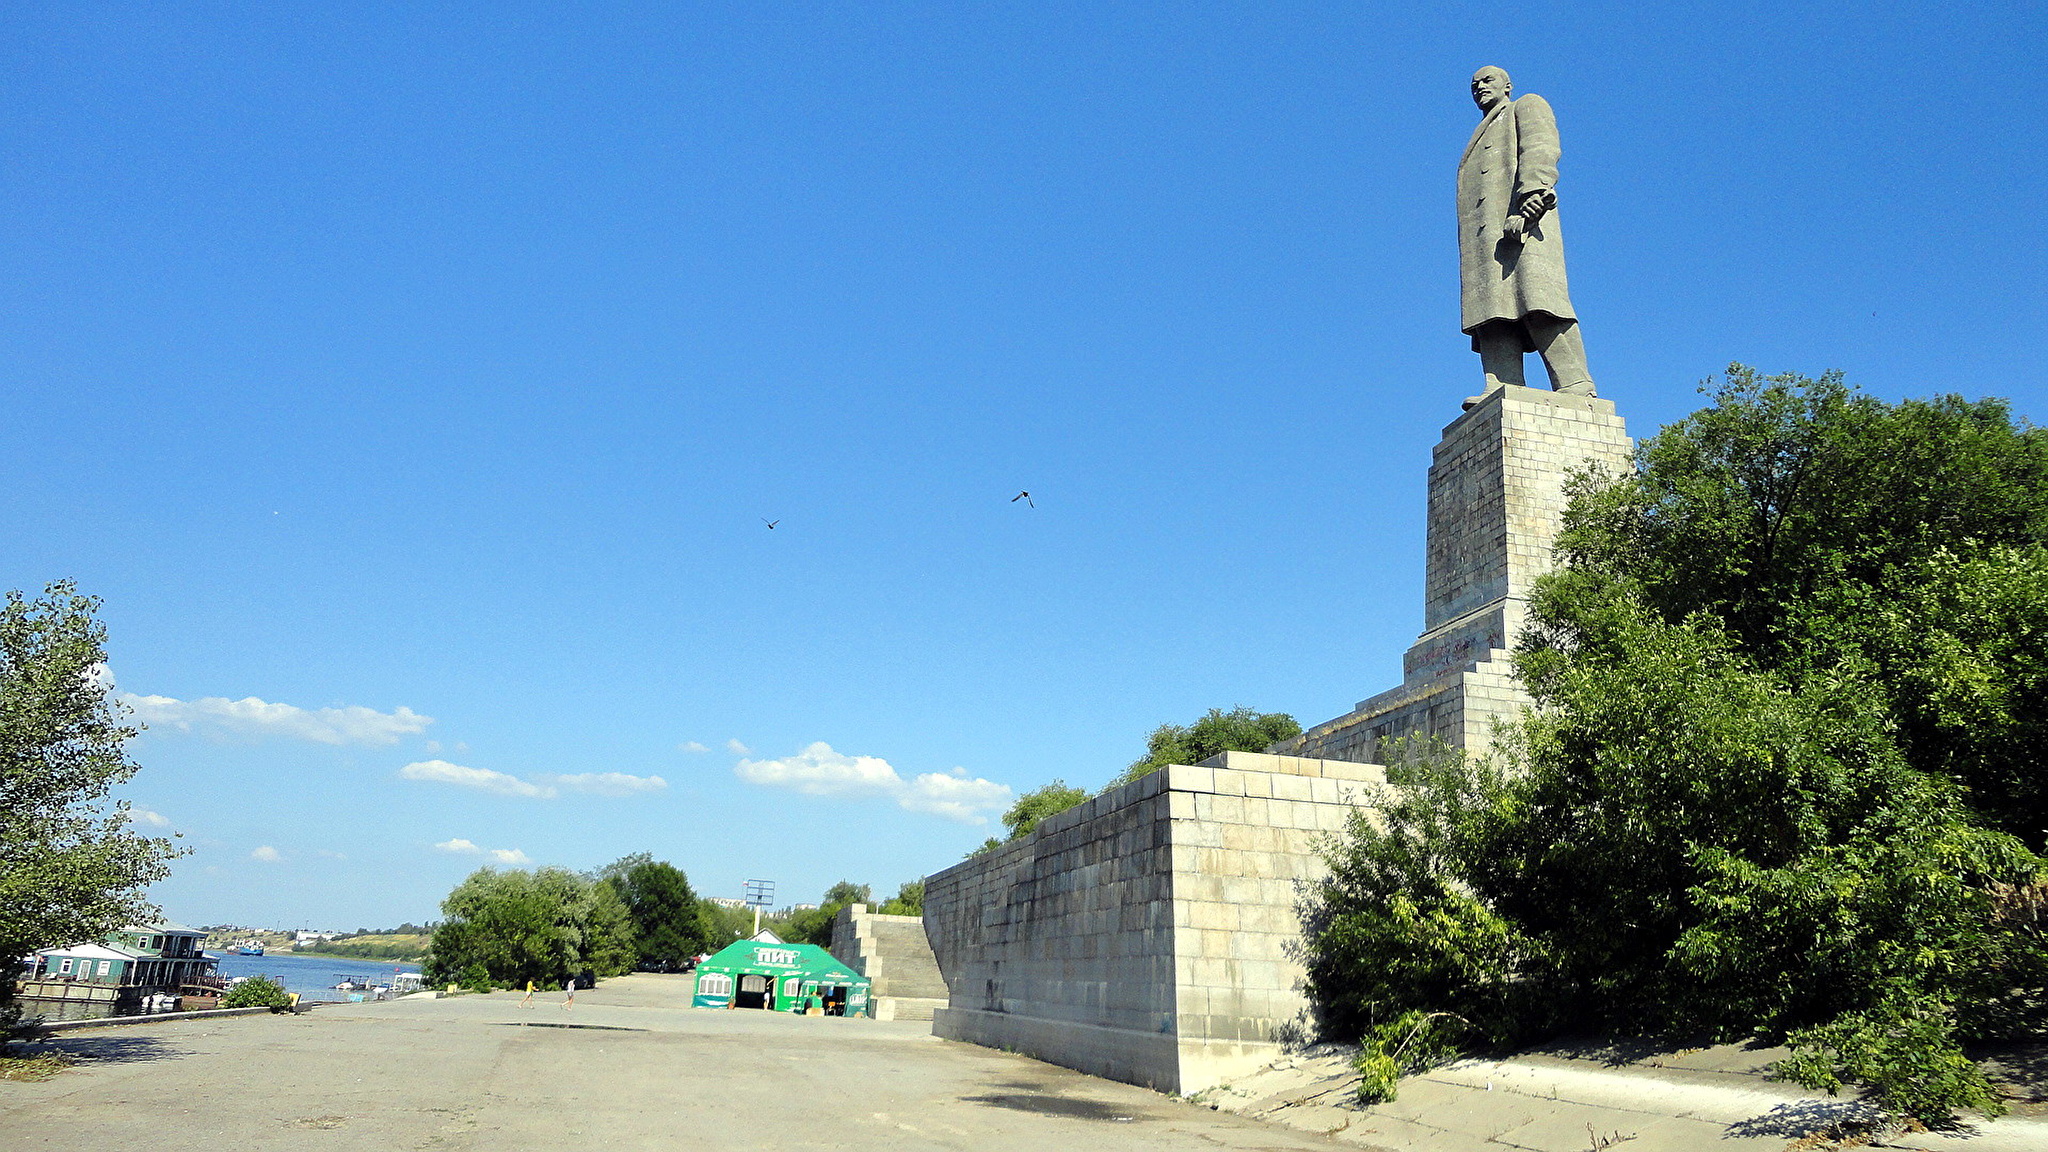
[35, 1034, 188, 1066]
[491, 1022, 647, 1032]
[1723, 1098, 1886, 1140]
[961, 1093, 1140, 1121]
[1530, 1033, 1730, 1066]
[1977, 1042, 2048, 1106]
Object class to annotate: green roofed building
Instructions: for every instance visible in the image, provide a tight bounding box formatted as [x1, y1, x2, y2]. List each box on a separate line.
[692, 940, 871, 1017]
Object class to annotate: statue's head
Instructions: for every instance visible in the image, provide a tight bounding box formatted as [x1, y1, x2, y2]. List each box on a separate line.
[1471, 67, 1511, 112]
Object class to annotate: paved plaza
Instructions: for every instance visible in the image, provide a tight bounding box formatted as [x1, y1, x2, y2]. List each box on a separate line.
[1, 974, 1341, 1151]
[8, 974, 2046, 1150]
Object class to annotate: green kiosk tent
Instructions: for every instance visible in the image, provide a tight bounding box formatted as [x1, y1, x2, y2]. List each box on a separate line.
[692, 941, 872, 1016]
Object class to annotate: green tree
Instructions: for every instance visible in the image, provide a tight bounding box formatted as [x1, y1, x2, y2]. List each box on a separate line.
[1112, 707, 1301, 788]
[1547, 366, 2048, 844]
[1002, 781, 1088, 839]
[584, 878, 638, 978]
[424, 866, 606, 990]
[697, 899, 754, 949]
[781, 881, 872, 947]
[1302, 371, 2048, 1124]
[878, 880, 924, 916]
[823, 881, 871, 907]
[0, 582, 182, 1037]
[607, 859, 705, 970]
[594, 852, 654, 880]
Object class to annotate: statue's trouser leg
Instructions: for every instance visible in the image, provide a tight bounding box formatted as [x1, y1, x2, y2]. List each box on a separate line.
[1528, 316, 1596, 396]
[1476, 326, 1528, 391]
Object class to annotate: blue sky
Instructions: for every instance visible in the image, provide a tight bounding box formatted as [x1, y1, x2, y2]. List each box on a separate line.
[5, 1, 2041, 931]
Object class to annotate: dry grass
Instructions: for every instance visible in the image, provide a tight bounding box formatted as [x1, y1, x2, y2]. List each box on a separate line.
[0, 1053, 75, 1082]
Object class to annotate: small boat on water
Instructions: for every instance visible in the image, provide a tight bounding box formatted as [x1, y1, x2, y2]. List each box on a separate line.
[233, 939, 265, 956]
[332, 975, 389, 993]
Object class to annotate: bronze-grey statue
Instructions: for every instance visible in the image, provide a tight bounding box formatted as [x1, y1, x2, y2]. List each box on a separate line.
[1457, 66, 1594, 405]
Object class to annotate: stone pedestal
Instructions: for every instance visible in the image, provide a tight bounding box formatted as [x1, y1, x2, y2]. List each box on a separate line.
[1279, 386, 1633, 763]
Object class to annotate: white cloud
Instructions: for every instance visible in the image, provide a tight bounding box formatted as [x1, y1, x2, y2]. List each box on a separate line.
[315, 849, 347, 860]
[734, 742, 1012, 824]
[433, 838, 527, 865]
[399, 760, 557, 799]
[123, 692, 432, 746]
[725, 738, 751, 755]
[679, 741, 710, 754]
[736, 742, 900, 797]
[537, 772, 667, 797]
[128, 808, 171, 827]
[401, 762, 662, 800]
[250, 845, 283, 862]
[900, 769, 1017, 823]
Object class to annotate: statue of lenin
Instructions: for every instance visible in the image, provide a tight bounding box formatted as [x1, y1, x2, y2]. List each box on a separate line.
[1458, 66, 1595, 406]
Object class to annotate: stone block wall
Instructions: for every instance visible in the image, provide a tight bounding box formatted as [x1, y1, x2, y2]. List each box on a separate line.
[925, 751, 1384, 1094]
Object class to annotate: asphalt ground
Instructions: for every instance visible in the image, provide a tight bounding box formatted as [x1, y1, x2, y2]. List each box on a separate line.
[1, 973, 1344, 1151]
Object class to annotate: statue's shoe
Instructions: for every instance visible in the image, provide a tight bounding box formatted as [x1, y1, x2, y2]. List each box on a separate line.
[1462, 386, 1505, 411]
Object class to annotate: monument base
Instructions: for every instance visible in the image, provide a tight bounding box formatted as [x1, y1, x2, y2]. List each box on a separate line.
[1279, 386, 1633, 764]
[1277, 656, 1525, 764]
[933, 1007, 1282, 1094]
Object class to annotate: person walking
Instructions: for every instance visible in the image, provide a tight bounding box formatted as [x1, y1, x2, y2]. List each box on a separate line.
[520, 979, 535, 1008]
[562, 975, 575, 1010]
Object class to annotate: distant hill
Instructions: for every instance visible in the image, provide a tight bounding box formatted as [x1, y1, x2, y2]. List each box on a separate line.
[295, 934, 429, 962]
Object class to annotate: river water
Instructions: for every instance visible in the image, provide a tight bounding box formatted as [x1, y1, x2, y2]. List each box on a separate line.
[209, 951, 421, 1001]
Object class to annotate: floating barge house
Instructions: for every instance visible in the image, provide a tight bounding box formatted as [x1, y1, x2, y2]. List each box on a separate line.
[17, 922, 224, 1021]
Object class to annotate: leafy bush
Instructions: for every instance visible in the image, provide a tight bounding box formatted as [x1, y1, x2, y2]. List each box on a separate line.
[1002, 781, 1087, 839]
[1776, 997, 2006, 1121]
[220, 976, 292, 1009]
[878, 880, 924, 916]
[1352, 1011, 1467, 1104]
[1113, 707, 1301, 788]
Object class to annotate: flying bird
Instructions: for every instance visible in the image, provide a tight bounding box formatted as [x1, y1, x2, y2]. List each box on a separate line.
[762, 518, 780, 529]
[1011, 491, 1034, 508]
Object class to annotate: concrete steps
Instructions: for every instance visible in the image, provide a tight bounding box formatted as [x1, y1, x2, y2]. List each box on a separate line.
[873, 996, 946, 1022]
[828, 906, 950, 1005]
[870, 922, 947, 999]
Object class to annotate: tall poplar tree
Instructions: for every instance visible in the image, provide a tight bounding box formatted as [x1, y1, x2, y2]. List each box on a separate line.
[0, 581, 181, 1032]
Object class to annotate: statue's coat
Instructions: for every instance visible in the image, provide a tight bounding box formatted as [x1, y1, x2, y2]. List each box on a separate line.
[1457, 93, 1577, 348]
